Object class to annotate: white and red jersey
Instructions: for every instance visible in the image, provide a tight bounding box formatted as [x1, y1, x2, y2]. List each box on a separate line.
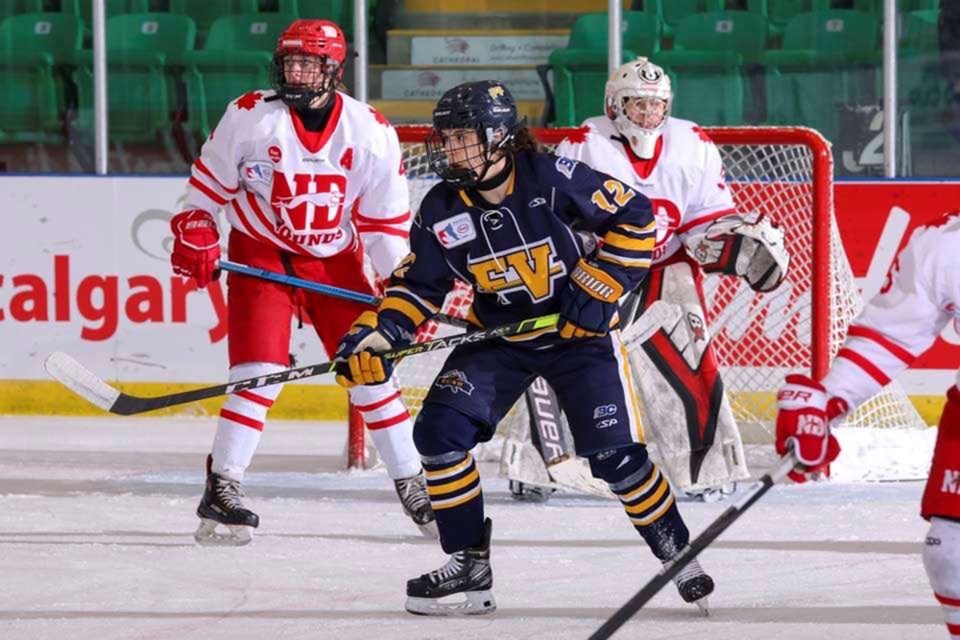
[555, 115, 736, 265]
[823, 211, 960, 409]
[182, 89, 412, 279]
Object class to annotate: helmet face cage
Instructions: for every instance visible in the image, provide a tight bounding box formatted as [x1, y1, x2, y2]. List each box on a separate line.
[426, 122, 514, 188]
[270, 52, 344, 109]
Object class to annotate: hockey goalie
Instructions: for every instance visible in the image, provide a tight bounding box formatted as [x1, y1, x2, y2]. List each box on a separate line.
[511, 58, 790, 499]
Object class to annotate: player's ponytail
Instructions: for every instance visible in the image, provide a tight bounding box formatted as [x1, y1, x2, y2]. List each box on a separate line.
[511, 126, 542, 154]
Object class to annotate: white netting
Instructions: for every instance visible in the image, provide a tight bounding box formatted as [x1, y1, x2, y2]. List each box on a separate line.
[390, 126, 926, 446]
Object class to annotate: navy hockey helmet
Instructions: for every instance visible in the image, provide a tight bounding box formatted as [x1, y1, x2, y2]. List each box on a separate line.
[426, 80, 524, 188]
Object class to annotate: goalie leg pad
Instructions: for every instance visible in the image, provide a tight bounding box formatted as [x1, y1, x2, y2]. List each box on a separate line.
[923, 517, 960, 639]
[588, 445, 690, 562]
[626, 262, 749, 493]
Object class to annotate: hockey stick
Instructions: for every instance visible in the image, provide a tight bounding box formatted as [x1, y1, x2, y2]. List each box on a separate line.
[588, 452, 800, 640]
[217, 260, 467, 327]
[44, 314, 560, 416]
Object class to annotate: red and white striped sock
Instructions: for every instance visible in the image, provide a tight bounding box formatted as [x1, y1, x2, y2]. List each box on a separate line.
[351, 382, 420, 479]
[210, 362, 286, 482]
[924, 518, 960, 640]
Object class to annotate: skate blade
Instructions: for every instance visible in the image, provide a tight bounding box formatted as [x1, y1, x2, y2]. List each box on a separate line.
[417, 519, 439, 539]
[194, 518, 254, 547]
[405, 590, 497, 616]
[693, 596, 710, 617]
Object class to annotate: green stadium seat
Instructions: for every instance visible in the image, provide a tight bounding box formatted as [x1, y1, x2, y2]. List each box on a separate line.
[656, 11, 769, 125]
[661, 0, 723, 40]
[73, 13, 196, 143]
[183, 13, 292, 138]
[767, 0, 829, 37]
[901, 9, 939, 54]
[0, 1, 44, 21]
[547, 12, 660, 126]
[0, 12, 82, 142]
[65, 0, 150, 23]
[762, 10, 879, 140]
[168, 0, 259, 41]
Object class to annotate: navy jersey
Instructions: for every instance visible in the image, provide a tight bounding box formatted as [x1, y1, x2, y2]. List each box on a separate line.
[378, 149, 657, 345]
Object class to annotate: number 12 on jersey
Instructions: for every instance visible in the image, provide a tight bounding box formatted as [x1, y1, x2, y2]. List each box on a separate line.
[591, 179, 636, 213]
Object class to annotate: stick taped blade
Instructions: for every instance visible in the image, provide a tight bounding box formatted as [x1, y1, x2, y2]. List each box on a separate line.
[44, 352, 120, 411]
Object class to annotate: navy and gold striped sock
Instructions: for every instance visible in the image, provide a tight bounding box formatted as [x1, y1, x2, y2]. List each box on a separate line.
[610, 460, 690, 561]
[422, 451, 484, 554]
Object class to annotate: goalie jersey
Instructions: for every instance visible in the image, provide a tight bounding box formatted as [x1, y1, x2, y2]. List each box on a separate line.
[378, 149, 657, 345]
[824, 211, 960, 407]
[554, 116, 736, 265]
[182, 89, 411, 278]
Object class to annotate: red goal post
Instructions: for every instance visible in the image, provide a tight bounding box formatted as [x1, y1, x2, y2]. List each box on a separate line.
[345, 125, 924, 469]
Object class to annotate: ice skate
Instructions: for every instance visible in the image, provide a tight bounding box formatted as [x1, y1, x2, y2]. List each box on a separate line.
[394, 470, 438, 538]
[405, 518, 496, 616]
[194, 461, 259, 547]
[668, 554, 714, 615]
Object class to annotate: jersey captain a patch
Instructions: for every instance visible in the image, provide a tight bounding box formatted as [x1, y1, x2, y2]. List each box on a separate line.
[433, 212, 477, 248]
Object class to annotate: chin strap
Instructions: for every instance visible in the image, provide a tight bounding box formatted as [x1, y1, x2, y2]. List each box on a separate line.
[473, 153, 513, 191]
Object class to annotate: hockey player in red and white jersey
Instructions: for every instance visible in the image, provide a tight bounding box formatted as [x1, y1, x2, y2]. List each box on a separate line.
[169, 19, 435, 545]
[775, 211, 960, 639]
[554, 57, 790, 498]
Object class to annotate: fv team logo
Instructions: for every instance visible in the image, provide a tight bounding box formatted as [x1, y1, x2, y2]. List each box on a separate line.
[436, 370, 475, 395]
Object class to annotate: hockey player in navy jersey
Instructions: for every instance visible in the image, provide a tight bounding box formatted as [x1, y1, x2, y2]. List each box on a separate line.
[333, 81, 714, 616]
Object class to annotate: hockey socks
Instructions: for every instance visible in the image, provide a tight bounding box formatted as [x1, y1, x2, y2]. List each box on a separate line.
[422, 451, 484, 554]
[352, 387, 421, 479]
[591, 446, 690, 561]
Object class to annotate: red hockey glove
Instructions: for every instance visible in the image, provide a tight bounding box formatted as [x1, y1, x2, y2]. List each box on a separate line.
[775, 374, 843, 483]
[171, 209, 220, 288]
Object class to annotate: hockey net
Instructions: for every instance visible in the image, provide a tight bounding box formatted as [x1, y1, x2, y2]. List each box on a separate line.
[347, 125, 926, 468]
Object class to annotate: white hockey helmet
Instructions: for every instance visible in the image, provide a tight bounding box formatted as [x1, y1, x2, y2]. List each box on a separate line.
[604, 57, 673, 159]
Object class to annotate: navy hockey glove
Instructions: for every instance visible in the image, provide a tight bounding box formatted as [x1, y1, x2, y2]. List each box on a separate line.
[334, 312, 407, 388]
[558, 258, 626, 339]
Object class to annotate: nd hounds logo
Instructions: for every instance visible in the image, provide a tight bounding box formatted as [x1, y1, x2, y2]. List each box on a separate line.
[436, 370, 475, 395]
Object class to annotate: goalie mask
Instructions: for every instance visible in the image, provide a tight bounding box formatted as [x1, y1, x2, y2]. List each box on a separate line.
[605, 57, 673, 159]
[270, 19, 346, 110]
[426, 80, 524, 189]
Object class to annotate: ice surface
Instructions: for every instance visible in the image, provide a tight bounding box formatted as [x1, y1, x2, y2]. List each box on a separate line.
[0, 416, 945, 640]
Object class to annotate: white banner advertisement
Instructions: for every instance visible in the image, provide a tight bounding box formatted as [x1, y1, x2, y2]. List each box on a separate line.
[381, 68, 545, 101]
[0, 176, 325, 388]
[410, 34, 568, 66]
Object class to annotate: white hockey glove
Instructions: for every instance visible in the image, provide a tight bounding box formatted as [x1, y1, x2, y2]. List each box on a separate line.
[687, 213, 790, 292]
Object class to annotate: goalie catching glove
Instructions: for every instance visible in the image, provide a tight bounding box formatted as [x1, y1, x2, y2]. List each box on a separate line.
[558, 258, 626, 339]
[334, 312, 408, 388]
[689, 213, 789, 292]
[775, 374, 845, 483]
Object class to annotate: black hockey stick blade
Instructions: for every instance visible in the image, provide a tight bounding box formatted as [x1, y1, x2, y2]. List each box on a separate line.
[588, 452, 800, 640]
[44, 313, 560, 416]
